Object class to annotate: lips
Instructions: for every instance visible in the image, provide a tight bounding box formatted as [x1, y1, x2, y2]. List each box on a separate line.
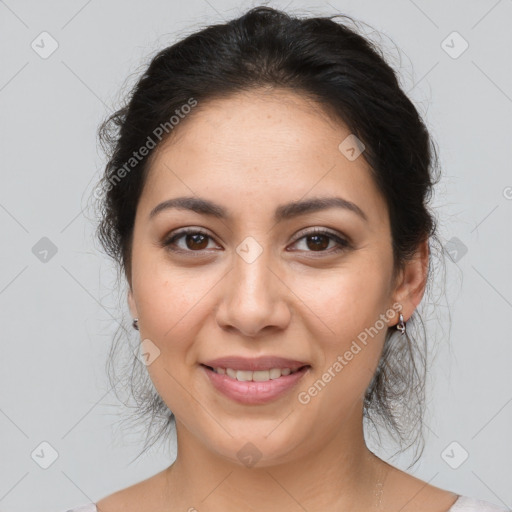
[201, 364, 310, 405]
[200, 355, 312, 404]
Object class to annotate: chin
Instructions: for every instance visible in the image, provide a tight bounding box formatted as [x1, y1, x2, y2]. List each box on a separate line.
[200, 421, 310, 469]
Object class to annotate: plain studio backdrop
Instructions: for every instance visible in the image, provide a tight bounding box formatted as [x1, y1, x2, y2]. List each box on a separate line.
[0, 1, 511, 511]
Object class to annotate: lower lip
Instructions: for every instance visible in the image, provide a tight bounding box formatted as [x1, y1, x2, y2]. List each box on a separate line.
[201, 364, 310, 405]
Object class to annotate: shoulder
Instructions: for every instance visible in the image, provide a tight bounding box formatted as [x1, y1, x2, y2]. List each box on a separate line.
[449, 495, 510, 512]
[95, 483, 151, 512]
[380, 464, 460, 512]
[383, 464, 510, 512]
[379, 462, 509, 512]
[95, 468, 169, 512]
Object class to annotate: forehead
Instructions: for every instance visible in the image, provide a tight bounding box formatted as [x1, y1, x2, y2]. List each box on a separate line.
[140, 89, 388, 229]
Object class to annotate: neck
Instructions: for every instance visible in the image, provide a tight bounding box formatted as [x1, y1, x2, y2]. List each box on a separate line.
[163, 407, 389, 511]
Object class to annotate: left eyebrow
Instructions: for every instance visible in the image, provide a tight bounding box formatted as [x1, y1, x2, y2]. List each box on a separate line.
[274, 196, 368, 223]
[149, 195, 368, 223]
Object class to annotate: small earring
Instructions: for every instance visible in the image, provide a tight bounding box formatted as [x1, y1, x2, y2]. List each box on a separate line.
[132, 318, 139, 330]
[396, 313, 406, 335]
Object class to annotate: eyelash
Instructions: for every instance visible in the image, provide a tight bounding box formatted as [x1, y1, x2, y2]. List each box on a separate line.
[162, 227, 351, 257]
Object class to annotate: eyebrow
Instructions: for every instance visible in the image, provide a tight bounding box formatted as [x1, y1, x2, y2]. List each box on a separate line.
[149, 195, 368, 223]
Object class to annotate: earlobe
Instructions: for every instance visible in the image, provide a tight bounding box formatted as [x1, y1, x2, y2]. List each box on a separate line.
[127, 288, 138, 319]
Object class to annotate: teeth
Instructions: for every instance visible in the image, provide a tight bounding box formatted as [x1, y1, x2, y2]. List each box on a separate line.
[269, 368, 282, 379]
[213, 366, 301, 381]
[236, 370, 253, 382]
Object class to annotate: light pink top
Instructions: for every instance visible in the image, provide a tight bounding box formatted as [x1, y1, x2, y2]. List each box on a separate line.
[448, 496, 510, 511]
[65, 495, 511, 511]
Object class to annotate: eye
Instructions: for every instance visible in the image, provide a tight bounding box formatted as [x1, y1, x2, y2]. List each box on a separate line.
[163, 226, 351, 257]
[163, 228, 218, 255]
[289, 227, 351, 255]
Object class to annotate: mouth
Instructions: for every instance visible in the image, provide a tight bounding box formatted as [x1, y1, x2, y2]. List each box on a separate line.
[200, 362, 311, 405]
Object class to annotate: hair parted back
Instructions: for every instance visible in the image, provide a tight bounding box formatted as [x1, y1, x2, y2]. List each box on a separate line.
[93, 5, 446, 466]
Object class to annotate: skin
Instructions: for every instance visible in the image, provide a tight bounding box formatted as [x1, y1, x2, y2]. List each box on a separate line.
[97, 89, 459, 512]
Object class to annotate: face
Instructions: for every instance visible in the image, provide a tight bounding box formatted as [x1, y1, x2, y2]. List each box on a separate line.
[127, 89, 426, 466]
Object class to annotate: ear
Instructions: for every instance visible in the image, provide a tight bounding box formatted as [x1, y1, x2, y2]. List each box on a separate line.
[127, 288, 138, 319]
[390, 238, 429, 324]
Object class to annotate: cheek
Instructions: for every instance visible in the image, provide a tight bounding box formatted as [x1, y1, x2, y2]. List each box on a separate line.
[132, 243, 212, 340]
[289, 261, 391, 346]
[133, 272, 209, 418]
[312, 270, 391, 410]
[136, 279, 205, 360]
[289, 263, 391, 412]
[296, 282, 389, 424]
[132, 255, 226, 395]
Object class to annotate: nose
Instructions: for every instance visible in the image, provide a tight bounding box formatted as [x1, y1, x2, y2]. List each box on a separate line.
[215, 242, 291, 338]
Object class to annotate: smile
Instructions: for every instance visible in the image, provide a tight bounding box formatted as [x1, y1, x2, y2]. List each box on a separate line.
[200, 364, 311, 405]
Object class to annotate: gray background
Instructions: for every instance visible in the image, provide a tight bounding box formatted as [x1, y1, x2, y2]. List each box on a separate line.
[1, 0, 511, 511]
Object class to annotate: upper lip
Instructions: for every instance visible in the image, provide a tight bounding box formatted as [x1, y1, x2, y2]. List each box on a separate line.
[201, 356, 310, 371]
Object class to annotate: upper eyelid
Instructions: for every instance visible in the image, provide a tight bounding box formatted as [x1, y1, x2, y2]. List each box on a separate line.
[293, 226, 343, 239]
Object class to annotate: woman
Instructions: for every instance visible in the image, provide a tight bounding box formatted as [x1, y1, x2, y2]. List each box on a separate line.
[66, 6, 509, 512]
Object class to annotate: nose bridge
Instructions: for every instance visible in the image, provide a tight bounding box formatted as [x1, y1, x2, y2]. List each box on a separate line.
[232, 234, 275, 304]
[216, 234, 289, 336]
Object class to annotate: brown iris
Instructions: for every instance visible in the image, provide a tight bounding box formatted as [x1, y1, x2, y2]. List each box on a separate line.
[185, 233, 209, 250]
[305, 234, 330, 251]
